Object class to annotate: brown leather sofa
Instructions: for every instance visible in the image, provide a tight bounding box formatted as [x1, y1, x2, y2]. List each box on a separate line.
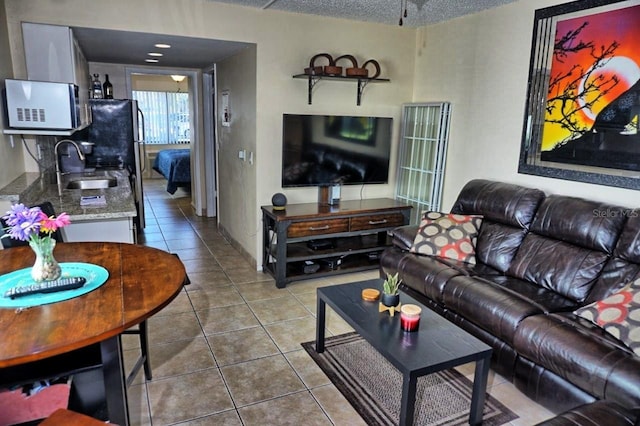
[380, 179, 640, 422]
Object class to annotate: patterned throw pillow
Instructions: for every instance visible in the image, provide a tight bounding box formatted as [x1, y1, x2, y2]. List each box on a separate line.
[410, 211, 483, 264]
[574, 277, 640, 356]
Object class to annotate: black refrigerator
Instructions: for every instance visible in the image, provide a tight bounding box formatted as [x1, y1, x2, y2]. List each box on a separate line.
[72, 99, 146, 231]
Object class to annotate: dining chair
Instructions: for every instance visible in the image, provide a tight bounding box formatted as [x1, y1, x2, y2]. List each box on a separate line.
[123, 322, 152, 385]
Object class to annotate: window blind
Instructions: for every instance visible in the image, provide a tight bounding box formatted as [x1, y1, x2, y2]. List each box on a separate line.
[133, 90, 190, 144]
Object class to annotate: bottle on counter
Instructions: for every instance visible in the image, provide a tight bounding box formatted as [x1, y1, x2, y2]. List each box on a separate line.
[92, 74, 103, 99]
[103, 74, 113, 99]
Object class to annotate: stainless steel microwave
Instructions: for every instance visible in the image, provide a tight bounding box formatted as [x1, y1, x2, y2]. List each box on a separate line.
[3, 79, 88, 131]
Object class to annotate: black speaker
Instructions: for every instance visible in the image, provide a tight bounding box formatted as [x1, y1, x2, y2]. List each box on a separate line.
[271, 193, 287, 210]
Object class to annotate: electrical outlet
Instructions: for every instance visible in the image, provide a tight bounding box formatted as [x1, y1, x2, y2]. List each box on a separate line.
[238, 150, 246, 161]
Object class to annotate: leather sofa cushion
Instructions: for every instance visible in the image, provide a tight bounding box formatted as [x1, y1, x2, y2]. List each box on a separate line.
[389, 225, 418, 251]
[482, 275, 578, 312]
[514, 357, 596, 414]
[451, 179, 545, 273]
[587, 258, 640, 303]
[451, 179, 545, 228]
[535, 401, 638, 426]
[529, 195, 627, 254]
[474, 222, 528, 273]
[441, 275, 548, 345]
[513, 313, 640, 408]
[506, 196, 627, 303]
[586, 211, 640, 302]
[507, 234, 610, 303]
[614, 210, 640, 262]
[380, 247, 461, 304]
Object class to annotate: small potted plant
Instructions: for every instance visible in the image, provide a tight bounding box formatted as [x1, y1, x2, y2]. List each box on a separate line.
[381, 272, 401, 308]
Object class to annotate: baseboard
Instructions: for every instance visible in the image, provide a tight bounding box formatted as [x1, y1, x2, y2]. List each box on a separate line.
[218, 224, 257, 270]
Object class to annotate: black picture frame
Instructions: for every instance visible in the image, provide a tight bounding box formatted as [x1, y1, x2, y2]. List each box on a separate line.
[518, 0, 640, 190]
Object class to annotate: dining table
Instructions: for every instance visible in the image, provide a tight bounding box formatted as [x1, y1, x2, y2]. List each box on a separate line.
[0, 242, 187, 425]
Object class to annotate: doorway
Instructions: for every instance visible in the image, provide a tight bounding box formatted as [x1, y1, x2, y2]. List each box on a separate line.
[124, 67, 206, 215]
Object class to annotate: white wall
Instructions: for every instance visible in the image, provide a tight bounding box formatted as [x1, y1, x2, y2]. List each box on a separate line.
[216, 45, 257, 258]
[413, 0, 640, 209]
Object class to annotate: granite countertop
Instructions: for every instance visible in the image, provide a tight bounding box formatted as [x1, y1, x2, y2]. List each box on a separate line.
[0, 169, 137, 221]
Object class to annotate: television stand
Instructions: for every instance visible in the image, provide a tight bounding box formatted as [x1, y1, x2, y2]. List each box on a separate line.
[261, 198, 411, 288]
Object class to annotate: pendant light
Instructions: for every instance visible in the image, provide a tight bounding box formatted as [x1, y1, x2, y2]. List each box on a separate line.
[399, 0, 408, 26]
[171, 75, 186, 93]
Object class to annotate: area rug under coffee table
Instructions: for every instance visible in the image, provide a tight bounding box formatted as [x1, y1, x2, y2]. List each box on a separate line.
[302, 332, 518, 426]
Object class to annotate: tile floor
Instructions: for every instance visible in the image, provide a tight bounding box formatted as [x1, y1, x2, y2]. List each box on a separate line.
[124, 178, 557, 425]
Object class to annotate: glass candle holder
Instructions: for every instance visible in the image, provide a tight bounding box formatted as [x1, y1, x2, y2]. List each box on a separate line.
[400, 304, 422, 332]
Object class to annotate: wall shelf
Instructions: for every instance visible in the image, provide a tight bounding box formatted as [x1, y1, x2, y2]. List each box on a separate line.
[293, 74, 390, 106]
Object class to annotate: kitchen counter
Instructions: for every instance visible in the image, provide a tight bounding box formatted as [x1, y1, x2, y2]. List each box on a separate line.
[0, 169, 137, 221]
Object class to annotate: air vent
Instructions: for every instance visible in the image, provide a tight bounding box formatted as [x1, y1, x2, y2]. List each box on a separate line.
[14, 107, 46, 123]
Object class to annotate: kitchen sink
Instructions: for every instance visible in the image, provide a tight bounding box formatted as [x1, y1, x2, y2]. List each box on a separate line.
[65, 178, 118, 190]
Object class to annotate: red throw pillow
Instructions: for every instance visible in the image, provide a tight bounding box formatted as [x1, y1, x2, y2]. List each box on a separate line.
[574, 277, 640, 356]
[410, 211, 483, 264]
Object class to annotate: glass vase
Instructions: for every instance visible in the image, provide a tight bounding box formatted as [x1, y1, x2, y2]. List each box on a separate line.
[29, 237, 61, 282]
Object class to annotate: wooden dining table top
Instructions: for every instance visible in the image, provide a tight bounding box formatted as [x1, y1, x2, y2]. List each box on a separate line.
[0, 242, 186, 368]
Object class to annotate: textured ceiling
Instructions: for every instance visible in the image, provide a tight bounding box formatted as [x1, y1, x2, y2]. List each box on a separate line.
[72, 0, 519, 69]
[209, 0, 521, 27]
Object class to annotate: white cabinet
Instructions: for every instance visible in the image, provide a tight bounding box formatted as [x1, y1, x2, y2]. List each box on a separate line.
[22, 23, 91, 127]
[63, 218, 135, 244]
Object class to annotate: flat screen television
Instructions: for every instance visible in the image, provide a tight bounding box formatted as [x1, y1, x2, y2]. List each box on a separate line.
[282, 113, 392, 187]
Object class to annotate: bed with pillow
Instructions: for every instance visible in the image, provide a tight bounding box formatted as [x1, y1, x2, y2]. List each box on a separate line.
[380, 179, 640, 423]
[152, 149, 191, 194]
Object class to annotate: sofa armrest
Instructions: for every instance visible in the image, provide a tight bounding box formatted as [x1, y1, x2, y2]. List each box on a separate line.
[389, 225, 418, 251]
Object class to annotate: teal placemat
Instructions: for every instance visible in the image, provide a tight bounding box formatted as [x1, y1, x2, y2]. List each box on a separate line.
[0, 263, 109, 309]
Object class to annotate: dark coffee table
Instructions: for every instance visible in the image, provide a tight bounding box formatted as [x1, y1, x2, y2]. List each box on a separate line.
[316, 279, 492, 426]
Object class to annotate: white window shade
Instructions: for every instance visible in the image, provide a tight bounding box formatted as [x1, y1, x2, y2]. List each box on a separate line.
[133, 90, 190, 144]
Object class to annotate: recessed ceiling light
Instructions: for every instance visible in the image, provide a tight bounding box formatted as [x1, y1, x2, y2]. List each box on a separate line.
[148, 52, 163, 57]
[145, 59, 159, 63]
[155, 43, 171, 49]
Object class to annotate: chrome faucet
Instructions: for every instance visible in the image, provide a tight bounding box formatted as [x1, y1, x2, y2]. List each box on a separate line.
[55, 139, 86, 196]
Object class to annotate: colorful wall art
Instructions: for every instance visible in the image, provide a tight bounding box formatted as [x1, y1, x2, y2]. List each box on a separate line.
[519, 0, 640, 190]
